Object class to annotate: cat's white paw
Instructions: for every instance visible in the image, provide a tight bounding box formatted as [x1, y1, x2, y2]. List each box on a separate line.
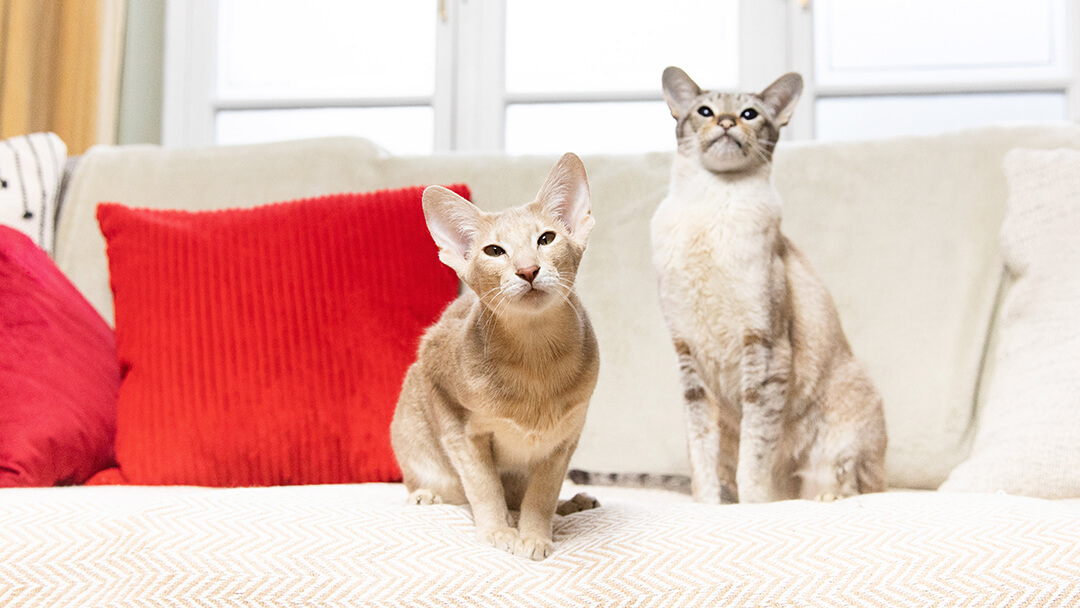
[478, 526, 520, 553]
[514, 534, 554, 561]
[556, 492, 600, 516]
[407, 489, 443, 506]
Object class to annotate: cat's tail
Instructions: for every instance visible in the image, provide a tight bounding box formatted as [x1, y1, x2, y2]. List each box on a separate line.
[567, 469, 691, 495]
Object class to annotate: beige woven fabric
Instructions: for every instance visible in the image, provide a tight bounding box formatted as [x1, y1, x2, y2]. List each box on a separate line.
[2, 484, 1079, 607]
[942, 148, 1080, 498]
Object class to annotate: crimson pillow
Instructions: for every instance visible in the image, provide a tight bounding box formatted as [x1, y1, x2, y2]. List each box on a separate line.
[89, 185, 465, 486]
[0, 226, 119, 487]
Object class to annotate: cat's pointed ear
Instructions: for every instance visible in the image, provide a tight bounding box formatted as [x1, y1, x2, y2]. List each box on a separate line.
[760, 72, 803, 127]
[537, 152, 593, 245]
[422, 185, 482, 273]
[662, 66, 702, 119]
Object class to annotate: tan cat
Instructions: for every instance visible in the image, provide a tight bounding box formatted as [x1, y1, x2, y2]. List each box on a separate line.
[651, 67, 887, 504]
[391, 153, 600, 561]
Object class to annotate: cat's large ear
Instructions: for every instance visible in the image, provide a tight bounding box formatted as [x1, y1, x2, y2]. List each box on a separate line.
[422, 185, 482, 273]
[662, 66, 702, 119]
[537, 152, 593, 246]
[760, 72, 803, 127]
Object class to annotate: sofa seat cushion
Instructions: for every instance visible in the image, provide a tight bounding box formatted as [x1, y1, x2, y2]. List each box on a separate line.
[0, 226, 119, 487]
[1, 484, 1078, 606]
[91, 185, 465, 486]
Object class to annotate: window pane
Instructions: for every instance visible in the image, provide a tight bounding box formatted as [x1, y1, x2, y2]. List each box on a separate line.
[815, 0, 1066, 86]
[505, 102, 674, 155]
[505, 0, 737, 94]
[815, 93, 1067, 142]
[217, 0, 436, 99]
[215, 107, 435, 155]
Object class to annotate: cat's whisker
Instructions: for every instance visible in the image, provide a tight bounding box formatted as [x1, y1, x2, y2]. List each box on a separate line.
[747, 141, 773, 166]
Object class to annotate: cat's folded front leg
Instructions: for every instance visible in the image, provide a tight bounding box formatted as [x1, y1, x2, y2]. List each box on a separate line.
[440, 430, 519, 552]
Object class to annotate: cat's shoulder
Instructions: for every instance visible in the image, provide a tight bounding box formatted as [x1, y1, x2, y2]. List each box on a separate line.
[418, 292, 474, 348]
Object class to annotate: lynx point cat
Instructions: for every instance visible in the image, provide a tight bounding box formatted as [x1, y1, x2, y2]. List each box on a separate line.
[651, 67, 887, 504]
[391, 153, 600, 561]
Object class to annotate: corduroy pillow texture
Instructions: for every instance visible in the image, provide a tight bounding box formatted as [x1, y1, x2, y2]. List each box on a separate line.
[0, 226, 119, 487]
[88, 185, 466, 486]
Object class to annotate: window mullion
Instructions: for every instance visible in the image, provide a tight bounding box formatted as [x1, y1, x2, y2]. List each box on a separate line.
[452, 0, 506, 152]
[433, 0, 456, 152]
[162, 0, 217, 148]
[738, 0, 815, 140]
[1068, 0, 1080, 121]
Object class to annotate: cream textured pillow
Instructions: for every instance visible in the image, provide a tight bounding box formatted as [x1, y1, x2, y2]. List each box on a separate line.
[0, 132, 67, 254]
[940, 148, 1080, 498]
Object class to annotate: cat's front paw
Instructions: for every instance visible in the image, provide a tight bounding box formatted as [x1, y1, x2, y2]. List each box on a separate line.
[477, 526, 520, 553]
[514, 534, 554, 561]
[406, 489, 443, 506]
[556, 492, 600, 516]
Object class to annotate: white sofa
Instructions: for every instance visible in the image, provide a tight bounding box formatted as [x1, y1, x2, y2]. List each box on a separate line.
[3, 124, 1080, 606]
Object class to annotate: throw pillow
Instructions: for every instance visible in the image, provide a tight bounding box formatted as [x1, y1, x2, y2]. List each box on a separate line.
[0, 133, 67, 254]
[940, 149, 1080, 498]
[0, 226, 119, 487]
[91, 185, 466, 486]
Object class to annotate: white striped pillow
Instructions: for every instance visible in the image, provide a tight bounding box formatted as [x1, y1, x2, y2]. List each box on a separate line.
[0, 132, 68, 254]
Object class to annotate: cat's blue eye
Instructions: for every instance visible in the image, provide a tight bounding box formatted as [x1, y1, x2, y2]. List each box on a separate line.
[697, 106, 713, 117]
[483, 244, 505, 257]
[537, 231, 556, 246]
[741, 108, 759, 120]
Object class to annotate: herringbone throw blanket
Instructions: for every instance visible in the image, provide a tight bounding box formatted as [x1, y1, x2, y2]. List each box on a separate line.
[2, 484, 1078, 607]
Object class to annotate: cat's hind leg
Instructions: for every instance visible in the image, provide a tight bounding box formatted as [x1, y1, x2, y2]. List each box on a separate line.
[798, 367, 888, 501]
[797, 425, 885, 501]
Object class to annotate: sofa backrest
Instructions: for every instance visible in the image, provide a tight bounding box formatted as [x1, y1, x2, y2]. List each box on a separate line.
[55, 124, 1080, 490]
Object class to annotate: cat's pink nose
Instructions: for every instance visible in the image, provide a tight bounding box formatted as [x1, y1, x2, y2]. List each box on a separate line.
[719, 117, 736, 130]
[516, 265, 540, 284]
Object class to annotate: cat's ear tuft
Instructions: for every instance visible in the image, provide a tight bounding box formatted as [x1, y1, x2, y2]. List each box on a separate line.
[662, 66, 702, 120]
[422, 185, 482, 273]
[537, 152, 593, 245]
[760, 72, 803, 127]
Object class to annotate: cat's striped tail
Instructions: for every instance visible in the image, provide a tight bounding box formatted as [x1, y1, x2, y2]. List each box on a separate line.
[567, 469, 691, 495]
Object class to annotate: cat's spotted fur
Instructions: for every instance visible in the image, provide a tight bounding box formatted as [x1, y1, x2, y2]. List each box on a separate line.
[651, 67, 887, 504]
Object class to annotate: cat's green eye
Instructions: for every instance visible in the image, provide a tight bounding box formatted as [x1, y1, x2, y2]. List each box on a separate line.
[740, 108, 759, 120]
[697, 106, 714, 118]
[537, 231, 556, 246]
[483, 244, 505, 257]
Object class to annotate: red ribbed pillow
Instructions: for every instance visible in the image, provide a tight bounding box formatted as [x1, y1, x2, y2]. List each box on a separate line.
[0, 226, 119, 487]
[89, 185, 465, 486]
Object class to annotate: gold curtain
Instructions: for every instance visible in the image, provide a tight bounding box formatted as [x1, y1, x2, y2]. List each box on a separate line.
[0, 0, 126, 154]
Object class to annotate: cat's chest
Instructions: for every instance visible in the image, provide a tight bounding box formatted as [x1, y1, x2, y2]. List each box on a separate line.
[652, 195, 776, 298]
[480, 405, 587, 467]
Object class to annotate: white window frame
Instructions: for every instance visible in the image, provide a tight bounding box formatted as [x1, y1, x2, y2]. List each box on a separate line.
[794, 0, 1078, 138]
[161, 0, 1080, 149]
[162, 0, 792, 151]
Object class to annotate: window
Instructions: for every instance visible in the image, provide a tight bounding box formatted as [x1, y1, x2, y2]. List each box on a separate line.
[163, 0, 1077, 151]
[164, 0, 741, 153]
[808, 0, 1071, 141]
